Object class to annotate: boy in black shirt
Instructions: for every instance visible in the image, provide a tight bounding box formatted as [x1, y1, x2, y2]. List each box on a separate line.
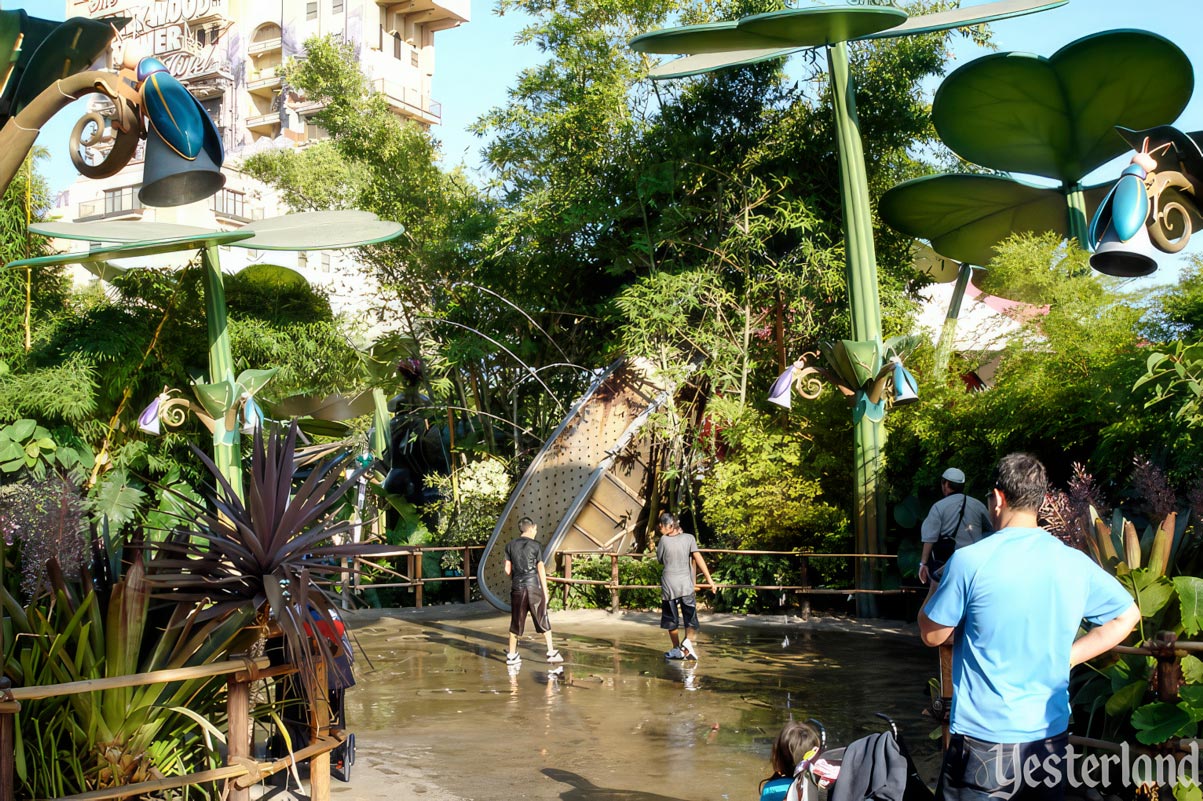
[504, 517, 563, 664]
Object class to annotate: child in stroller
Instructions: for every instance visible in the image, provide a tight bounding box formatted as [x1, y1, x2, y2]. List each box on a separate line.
[760, 714, 933, 801]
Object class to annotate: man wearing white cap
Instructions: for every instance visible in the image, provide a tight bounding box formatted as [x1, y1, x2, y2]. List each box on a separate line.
[919, 467, 992, 585]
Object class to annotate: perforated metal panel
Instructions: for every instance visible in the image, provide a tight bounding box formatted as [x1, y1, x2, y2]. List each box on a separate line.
[478, 358, 667, 610]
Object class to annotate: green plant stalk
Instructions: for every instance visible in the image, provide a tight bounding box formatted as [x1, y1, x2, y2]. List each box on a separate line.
[1064, 183, 1088, 251]
[828, 40, 885, 615]
[934, 263, 973, 377]
[201, 242, 243, 500]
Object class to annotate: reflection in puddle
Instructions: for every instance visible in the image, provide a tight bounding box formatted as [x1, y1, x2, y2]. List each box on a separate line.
[344, 614, 937, 800]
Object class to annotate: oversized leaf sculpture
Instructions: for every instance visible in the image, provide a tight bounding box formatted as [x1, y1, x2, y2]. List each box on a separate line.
[881, 174, 1111, 268]
[881, 30, 1194, 267]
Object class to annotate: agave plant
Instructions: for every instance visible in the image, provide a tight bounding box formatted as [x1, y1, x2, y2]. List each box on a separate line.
[0, 549, 249, 796]
[146, 421, 385, 706]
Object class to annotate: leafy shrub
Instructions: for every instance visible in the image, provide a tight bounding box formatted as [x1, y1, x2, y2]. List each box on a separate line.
[424, 457, 510, 547]
[709, 554, 796, 614]
[562, 555, 662, 611]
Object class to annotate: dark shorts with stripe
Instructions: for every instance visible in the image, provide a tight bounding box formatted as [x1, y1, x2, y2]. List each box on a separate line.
[510, 585, 551, 635]
[660, 595, 699, 631]
[937, 731, 1068, 801]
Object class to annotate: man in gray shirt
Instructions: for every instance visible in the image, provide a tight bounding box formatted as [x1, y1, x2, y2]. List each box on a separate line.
[919, 467, 993, 585]
[655, 512, 714, 661]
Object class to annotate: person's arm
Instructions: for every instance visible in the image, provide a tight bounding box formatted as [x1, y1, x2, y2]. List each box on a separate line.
[1070, 603, 1139, 667]
[918, 609, 955, 647]
[919, 542, 934, 585]
[537, 560, 550, 598]
[505, 558, 512, 576]
[692, 551, 715, 592]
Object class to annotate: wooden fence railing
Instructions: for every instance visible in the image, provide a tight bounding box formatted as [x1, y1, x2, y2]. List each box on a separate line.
[340, 546, 917, 612]
[0, 655, 342, 801]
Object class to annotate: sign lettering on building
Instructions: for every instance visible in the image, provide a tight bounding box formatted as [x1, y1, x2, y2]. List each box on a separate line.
[76, 0, 232, 80]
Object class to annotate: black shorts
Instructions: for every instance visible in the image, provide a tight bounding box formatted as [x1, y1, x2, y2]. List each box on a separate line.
[660, 596, 699, 631]
[510, 585, 551, 635]
[937, 731, 1068, 801]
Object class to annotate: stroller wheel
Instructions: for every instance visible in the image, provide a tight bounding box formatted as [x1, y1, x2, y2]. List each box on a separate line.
[348, 732, 356, 766]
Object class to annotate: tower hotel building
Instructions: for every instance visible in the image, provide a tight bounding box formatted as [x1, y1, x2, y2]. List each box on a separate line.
[56, 0, 469, 317]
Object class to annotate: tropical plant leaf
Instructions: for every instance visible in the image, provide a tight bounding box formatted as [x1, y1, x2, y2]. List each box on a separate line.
[1105, 679, 1147, 716]
[88, 469, 146, 531]
[1120, 568, 1175, 618]
[1176, 577, 1203, 636]
[1131, 701, 1195, 745]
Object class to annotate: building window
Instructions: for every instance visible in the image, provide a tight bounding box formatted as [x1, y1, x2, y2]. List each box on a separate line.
[411, 49, 419, 68]
[305, 119, 329, 141]
[307, 1, 317, 20]
[333, 0, 343, 13]
[321, 253, 331, 273]
[210, 188, 246, 220]
[103, 186, 141, 216]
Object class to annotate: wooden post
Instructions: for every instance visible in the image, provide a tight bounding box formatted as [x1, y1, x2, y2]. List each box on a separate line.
[463, 546, 472, 604]
[226, 673, 251, 801]
[0, 677, 16, 801]
[799, 556, 811, 619]
[562, 553, 573, 608]
[609, 554, 620, 613]
[939, 640, 954, 751]
[309, 658, 331, 801]
[414, 549, 424, 609]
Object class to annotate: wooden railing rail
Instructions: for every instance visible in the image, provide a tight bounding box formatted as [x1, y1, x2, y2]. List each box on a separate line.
[0, 655, 343, 801]
[340, 545, 911, 613]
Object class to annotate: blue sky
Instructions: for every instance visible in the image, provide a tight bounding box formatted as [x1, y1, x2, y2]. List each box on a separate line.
[33, 0, 1203, 276]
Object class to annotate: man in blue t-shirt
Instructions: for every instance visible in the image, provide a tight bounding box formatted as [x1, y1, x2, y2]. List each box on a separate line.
[919, 453, 1138, 801]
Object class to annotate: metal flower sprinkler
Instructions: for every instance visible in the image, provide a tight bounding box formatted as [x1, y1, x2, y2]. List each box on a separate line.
[630, 0, 1065, 613]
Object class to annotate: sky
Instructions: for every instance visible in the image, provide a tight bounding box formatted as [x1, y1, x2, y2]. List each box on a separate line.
[31, 0, 1203, 280]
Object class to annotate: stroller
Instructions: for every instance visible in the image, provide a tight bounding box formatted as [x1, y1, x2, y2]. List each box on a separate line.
[267, 607, 358, 784]
[790, 714, 933, 801]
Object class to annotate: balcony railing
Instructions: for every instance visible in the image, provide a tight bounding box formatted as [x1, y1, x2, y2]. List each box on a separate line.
[247, 36, 282, 56]
[245, 112, 281, 132]
[370, 77, 441, 122]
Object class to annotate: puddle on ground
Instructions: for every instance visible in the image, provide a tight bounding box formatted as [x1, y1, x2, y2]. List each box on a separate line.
[343, 614, 941, 801]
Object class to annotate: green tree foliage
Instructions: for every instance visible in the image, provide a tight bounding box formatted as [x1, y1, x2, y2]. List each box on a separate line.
[699, 405, 847, 550]
[0, 150, 64, 370]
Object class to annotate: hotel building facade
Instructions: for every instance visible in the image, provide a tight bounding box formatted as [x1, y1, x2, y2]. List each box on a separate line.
[57, 0, 469, 318]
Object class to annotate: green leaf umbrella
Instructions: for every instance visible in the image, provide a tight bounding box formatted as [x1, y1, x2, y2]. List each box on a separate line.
[882, 29, 1194, 264]
[934, 30, 1193, 183]
[10, 212, 404, 498]
[880, 174, 1112, 267]
[631, 0, 1066, 614]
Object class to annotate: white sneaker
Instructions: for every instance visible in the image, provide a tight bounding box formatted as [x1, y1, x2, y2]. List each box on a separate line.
[546, 649, 564, 663]
[665, 647, 684, 659]
[506, 651, 521, 665]
[681, 638, 698, 661]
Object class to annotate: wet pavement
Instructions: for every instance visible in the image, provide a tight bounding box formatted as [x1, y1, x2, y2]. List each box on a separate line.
[338, 608, 941, 801]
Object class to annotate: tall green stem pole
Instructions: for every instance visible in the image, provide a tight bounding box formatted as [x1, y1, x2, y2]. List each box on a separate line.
[1065, 183, 1089, 249]
[829, 42, 884, 617]
[934, 262, 973, 377]
[201, 243, 244, 500]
